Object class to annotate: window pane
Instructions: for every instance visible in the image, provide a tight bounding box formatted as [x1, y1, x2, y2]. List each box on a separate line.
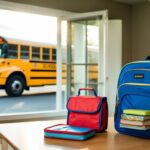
[88, 49, 98, 64]
[43, 48, 50, 61]
[71, 21, 86, 64]
[0, 9, 59, 119]
[52, 48, 56, 62]
[7, 44, 18, 58]
[71, 65, 86, 95]
[87, 22, 99, 64]
[21, 45, 29, 59]
[87, 65, 98, 93]
[32, 47, 40, 60]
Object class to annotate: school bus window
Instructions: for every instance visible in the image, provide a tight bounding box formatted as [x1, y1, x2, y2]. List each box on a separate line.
[7, 44, 18, 59]
[52, 48, 56, 62]
[0, 48, 1, 54]
[32, 46, 40, 60]
[43, 48, 50, 61]
[21, 45, 29, 59]
[0, 45, 3, 57]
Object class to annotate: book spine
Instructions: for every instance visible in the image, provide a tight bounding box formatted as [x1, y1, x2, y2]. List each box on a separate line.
[121, 114, 144, 121]
[120, 124, 149, 130]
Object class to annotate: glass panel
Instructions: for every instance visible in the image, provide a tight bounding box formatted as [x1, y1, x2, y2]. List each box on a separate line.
[7, 44, 18, 59]
[86, 20, 99, 94]
[71, 21, 86, 64]
[87, 20, 99, 64]
[69, 19, 100, 96]
[0, 47, 2, 57]
[43, 48, 50, 61]
[20, 45, 29, 59]
[61, 63, 67, 109]
[0, 9, 61, 119]
[71, 65, 86, 95]
[32, 47, 40, 60]
[87, 65, 98, 94]
[52, 48, 56, 62]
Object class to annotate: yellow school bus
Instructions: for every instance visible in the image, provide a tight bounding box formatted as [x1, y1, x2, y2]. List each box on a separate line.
[0, 37, 98, 96]
[0, 37, 60, 96]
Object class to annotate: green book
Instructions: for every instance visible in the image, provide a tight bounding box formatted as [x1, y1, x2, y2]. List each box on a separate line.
[123, 109, 150, 116]
[121, 114, 150, 121]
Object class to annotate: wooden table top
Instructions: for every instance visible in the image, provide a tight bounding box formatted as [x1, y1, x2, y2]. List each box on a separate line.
[0, 117, 149, 150]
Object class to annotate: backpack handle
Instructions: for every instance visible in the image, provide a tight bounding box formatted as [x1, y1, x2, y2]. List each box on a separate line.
[145, 55, 150, 60]
[78, 88, 97, 96]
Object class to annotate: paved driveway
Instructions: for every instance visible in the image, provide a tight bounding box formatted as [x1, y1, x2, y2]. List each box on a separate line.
[0, 86, 57, 114]
[0, 93, 57, 114]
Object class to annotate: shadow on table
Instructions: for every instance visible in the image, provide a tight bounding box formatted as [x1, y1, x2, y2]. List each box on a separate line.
[44, 131, 111, 150]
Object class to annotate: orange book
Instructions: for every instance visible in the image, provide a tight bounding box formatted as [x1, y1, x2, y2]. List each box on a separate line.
[120, 119, 150, 126]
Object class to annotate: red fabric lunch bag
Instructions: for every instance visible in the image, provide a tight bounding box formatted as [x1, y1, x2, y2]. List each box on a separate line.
[67, 88, 108, 132]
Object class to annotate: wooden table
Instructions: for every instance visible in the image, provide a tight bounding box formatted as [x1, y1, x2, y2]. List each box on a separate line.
[0, 118, 149, 150]
[0, 132, 19, 150]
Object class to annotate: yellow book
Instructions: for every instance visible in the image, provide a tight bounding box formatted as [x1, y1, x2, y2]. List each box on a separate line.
[123, 109, 150, 116]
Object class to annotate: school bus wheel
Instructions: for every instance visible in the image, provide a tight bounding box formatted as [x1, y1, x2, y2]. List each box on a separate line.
[5, 75, 25, 96]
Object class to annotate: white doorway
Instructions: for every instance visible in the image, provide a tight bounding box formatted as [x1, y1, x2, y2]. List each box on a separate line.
[58, 11, 108, 108]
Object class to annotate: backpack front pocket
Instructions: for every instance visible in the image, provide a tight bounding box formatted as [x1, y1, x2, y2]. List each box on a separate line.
[115, 83, 150, 138]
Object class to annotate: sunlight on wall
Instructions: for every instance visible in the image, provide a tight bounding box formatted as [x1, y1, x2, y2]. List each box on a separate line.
[0, 9, 57, 44]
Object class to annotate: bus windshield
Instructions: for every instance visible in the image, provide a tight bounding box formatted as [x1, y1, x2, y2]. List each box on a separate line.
[0, 43, 8, 58]
[0, 44, 4, 58]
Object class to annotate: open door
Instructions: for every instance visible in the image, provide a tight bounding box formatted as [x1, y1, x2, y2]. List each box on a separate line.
[62, 11, 108, 100]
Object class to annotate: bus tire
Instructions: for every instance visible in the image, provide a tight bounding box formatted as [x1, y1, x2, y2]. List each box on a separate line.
[5, 75, 25, 97]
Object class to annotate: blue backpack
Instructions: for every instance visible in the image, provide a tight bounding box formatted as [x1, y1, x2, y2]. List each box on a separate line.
[115, 56, 150, 138]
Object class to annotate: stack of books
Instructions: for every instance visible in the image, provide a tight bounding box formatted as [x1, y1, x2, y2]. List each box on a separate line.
[120, 109, 150, 130]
